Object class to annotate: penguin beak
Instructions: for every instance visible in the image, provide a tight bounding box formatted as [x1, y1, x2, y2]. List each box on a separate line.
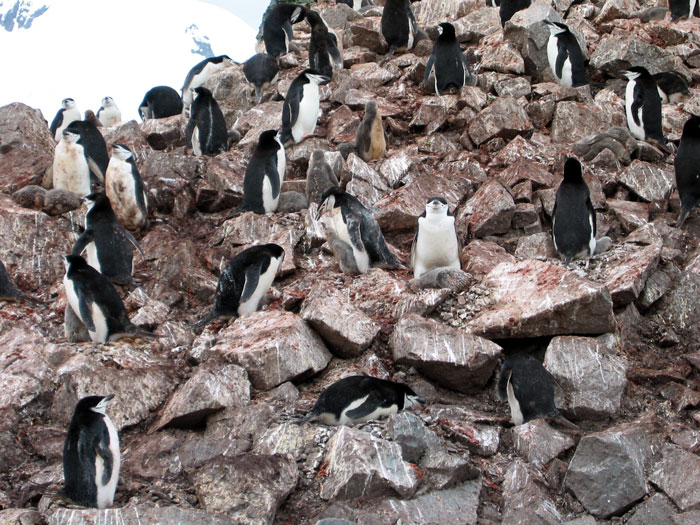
[103, 394, 115, 402]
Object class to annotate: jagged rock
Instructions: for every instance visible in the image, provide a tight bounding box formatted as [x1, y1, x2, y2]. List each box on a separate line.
[513, 420, 575, 468]
[102, 120, 151, 161]
[462, 180, 515, 237]
[654, 272, 700, 341]
[345, 153, 390, 205]
[499, 158, 555, 189]
[216, 212, 304, 246]
[204, 311, 332, 391]
[468, 96, 533, 145]
[349, 62, 399, 88]
[425, 405, 501, 456]
[590, 35, 691, 79]
[478, 39, 526, 75]
[565, 425, 651, 518]
[140, 152, 202, 216]
[140, 114, 186, 150]
[544, 335, 627, 419]
[503, 459, 563, 524]
[346, 269, 410, 318]
[321, 3, 363, 29]
[636, 268, 673, 310]
[469, 260, 616, 338]
[320, 426, 418, 501]
[626, 493, 680, 525]
[190, 454, 298, 522]
[195, 154, 246, 213]
[203, 63, 254, 127]
[377, 151, 414, 188]
[462, 240, 517, 279]
[236, 101, 285, 147]
[301, 282, 380, 358]
[154, 364, 251, 430]
[0, 509, 44, 524]
[607, 199, 649, 232]
[47, 504, 234, 525]
[410, 95, 459, 133]
[515, 232, 557, 259]
[454, 8, 501, 42]
[254, 421, 319, 459]
[415, 0, 472, 25]
[649, 444, 700, 512]
[601, 240, 662, 307]
[595, 0, 640, 23]
[390, 313, 502, 393]
[551, 101, 609, 144]
[617, 160, 675, 202]
[348, 17, 385, 53]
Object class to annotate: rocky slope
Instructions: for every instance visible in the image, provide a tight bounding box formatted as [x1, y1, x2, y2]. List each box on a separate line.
[2, 0, 700, 523]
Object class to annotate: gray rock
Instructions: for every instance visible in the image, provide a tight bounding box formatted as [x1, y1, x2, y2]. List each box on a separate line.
[601, 240, 662, 307]
[321, 2, 363, 29]
[478, 38, 526, 74]
[503, 459, 563, 524]
[551, 101, 609, 144]
[345, 153, 390, 205]
[654, 272, 700, 341]
[649, 444, 700, 512]
[462, 179, 515, 237]
[636, 268, 673, 310]
[391, 313, 502, 393]
[594, 0, 640, 23]
[47, 504, 235, 525]
[513, 419, 576, 468]
[454, 8, 501, 42]
[626, 493, 680, 525]
[617, 160, 675, 202]
[425, 405, 501, 456]
[468, 96, 533, 146]
[566, 425, 650, 518]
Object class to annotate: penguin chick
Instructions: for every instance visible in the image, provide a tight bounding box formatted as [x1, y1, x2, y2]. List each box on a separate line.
[652, 72, 690, 104]
[139, 86, 183, 121]
[318, 186, 403, 273]
[50, 98, 81, 141]
[63, 394, 120, 508]
[323, 222, 360, 275]
[306, 9, 343, 79]
[306, 150, 339, 205]
[543, 20, 588, 88]
[552, 158, 597, 265]
[0, 260, 42, 304]
[97, 97, 121, 127]
[675, 115, 700, 227]
[424, 22, 473, 94]
[105, 144, 149, 230]
[294, 375, 425, 425]
[243, 53, 280, 104]
[62, 255, 159, 343]
[622, 66, 665, 145]
[185, 86, 229, 156]
[280, 69, 330, 146]
[263, 3, 306, 57]
[381, 0, 420, 62]
[192, 243, 285, 329]
[355, 101, 387, 162]
[411, 197, 461, 279]
[84, 110, 102, 127]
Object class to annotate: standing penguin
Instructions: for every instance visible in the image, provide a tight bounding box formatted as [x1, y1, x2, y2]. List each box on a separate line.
[71, 193, 145, 285]
[53, 130, 92, 197]
[552, 158, 596, 264]
[96, 97, 122, 127]
[669, 0, 699, 20]
[84, 110, 102, 127]
[0, 260, 41, 304]
[337, 0, 375, 9]
[185, 86, 229, 156]
[318, 186, 403, 273]
[263, 3, 306, 57]
[63, 255, 158, 343]
[64, 119, 110, 183]
[294, 375, 425, 425]
[306, 9, 343, 79]
[623, 66, 665, 144]
[500, 0, 531, 27]
[306, 150, 339, 205]
[424, 22, 473, 94]
[138, 86, 183, 121]
[652, 72, 691, 104]
[280, 69, 330, 146]
[50, 98, 81, 141]
[63, 394, 120, 509]
[181, 55, 234, 112]
[411, 197, 460, 279]
[381, 0, 419, 62]
[105, 144, 149, 230]
[192, 243, 285, 329]
[675, 115, 700, 227]
[355, 101, 387, 162]
[543, 20, 587, 87]
[228, 130, 286, 215]
[243, 53, 280, 104]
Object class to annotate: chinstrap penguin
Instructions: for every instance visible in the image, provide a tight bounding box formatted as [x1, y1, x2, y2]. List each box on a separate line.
[280, 69, 330, 146]
[318, 186, 403, 273]
[424, 22, 473, 94]
[62, 255, 158, 343]
[71, 192, 145, 285]
[306, 9, 343, 79]
[63, 119, 109, 183]
[623, 66, 665, 145]
[355, 101, 387, 162]
[336, 0, 375, 10]
[306, 150, 339, 205]
[105, 144, 149, 230]
[186, 86, 229, 156]
[411, 197, 461, 279]
[543, 20, 588, 88]
[139, 86, 183, 121]
[97, 97, 121, 127]
[52, 130, 93, 197]
[675, 115, 700, 227]
[499, 0, 531, 27]
[192, 243, 285, 329]
[62, 394, 120, 508]
[263, 3, 306, 57]
[294, 375, 425, 425]
[50, 98, 81, 141]
[652, 72, 690, 104]
[0, 260, 42, 304]
[243, 53, 280, 104]
[669, 0, 699, 20]
[181, 55, 234, 113]
[381, 0, 420, 62]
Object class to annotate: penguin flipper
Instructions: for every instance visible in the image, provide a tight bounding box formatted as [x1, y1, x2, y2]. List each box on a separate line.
[117, 224, 146, 259]
[346, 215, 366, 255]
[345, 391, 384, 420]
[329, 44, 343, 71]
[424, 55, 436, 91]
[631, 85, 644, 128]
[239, 260, 265, 305]
[266, 157, 281, 200]
[71, 229, 95, 256]
[497, 362, 512, 402]
[586, 194, 596, 238]
[49, 109, 63, 136]
[185, 115, 196, 146]
[74, 287, 96, 333]
[94, 432, 114, 485]
[555, 38, 568, 80]
[86, 156, 105, 183]
[282, 88, 301, 130]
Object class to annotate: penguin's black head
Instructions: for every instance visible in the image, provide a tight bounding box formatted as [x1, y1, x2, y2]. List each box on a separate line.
[111, 143, 133, 160]
[563, 157, 584, 182]
[63, 254, 88, 271]
[257, 129, 282, 152]
[682, 115, 700, 138]
[61, 129, 81, 143]
[622, 66, 650, 80]
[437, 22, 456, 40]
[62, 98, 75, 108]
[193, 86, 213, 97]
[263, 243, 285, 260]
[212, 54, 232, 64]
[543, 19, 568, 34]
[290, 5, 306, 24]
[400, 383, 426, 408]
[302, 69, 331, 86]
[426, 196, 449, 215]
[74, 394, 114, 416]
[305, 9, 323, 28]
[83, 191, 110, 209]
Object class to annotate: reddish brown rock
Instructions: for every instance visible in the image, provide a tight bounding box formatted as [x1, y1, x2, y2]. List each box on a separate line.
[462, 180, 515, 237]
[607, 199, 649, 232]
[617, 160, 675, 202]
[551, 101, 609, 144]
[468, 96, 533, 146]
[462, 240, 517, 279]
[140, 114, 186, 150]
[601, 240, 662, 307]
[650, 444, 700, 512]
[498, 158, 555, 189]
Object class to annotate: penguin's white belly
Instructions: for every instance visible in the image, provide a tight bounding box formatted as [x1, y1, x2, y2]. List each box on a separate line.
[625, 80, 645, 140]
[238, 257, 282, 314]
[413, 218, 460, 277]
[90, 302, 109, 343]
[262, 174, 279, 214]
[99, 107, 121, 127]
[292, 84, 320, 143]
[332, 210, 369, 273]
[54, 143, 91, 196]
[277, 147, 286, 185]
[338, 395, 398, 425]
[507, 379, 524, 426]
[95, 416, 120, 509]
[63, 275, 84, 329]
[106, 160, 146, 229]
[192, 126, 202, 156]
[86, 242, 101, 273]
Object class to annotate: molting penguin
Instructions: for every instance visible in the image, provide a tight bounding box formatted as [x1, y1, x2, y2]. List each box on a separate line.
[0, 260, 42, 303]
[306, 150, 339, 205]
[181, 55, 234, 113]
[424, 22, 473, 94]
[675, 115, 700, 227]
[500, 0, 531, 27]
[669, 0, 699, 20]
[64, 119, 109, 183]
[96, 97, 121, 127]
[62, 255, 158, 343]
[623, 66, 665, 144]
[294, 375, 425, 425]
[243, 53, 280, 104]
[652, 72, 690, 104]
[498, 354, 578, 429]
[306, 9, 343, 79]
[105, 144, 149, 230]
[52, 129, 92, 197]
[552, 158, 597, 264]
[263, 3, 306, 57]
[318, 186, 403, 273]
[50, 98, 81, 141]
[411, 197, 460, 279]
[139, 86, 183, 121]
[280, 69, 330, 146]
[192, 243, 285, 329]
[185, 86, 229, 156]
[71, 192, 145, 285]
[381, 0, 419, 62]
[63, 394, 120, 509]
[543, 20, 587, 87]
[84, 110, 102, 127]
[355, 101, 387, 162]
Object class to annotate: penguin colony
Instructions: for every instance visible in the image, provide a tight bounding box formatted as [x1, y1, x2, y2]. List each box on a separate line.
[2, 0, 699, 517]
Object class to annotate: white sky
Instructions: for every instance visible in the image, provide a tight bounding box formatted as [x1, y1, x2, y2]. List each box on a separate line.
[0, 0, 257, 122]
